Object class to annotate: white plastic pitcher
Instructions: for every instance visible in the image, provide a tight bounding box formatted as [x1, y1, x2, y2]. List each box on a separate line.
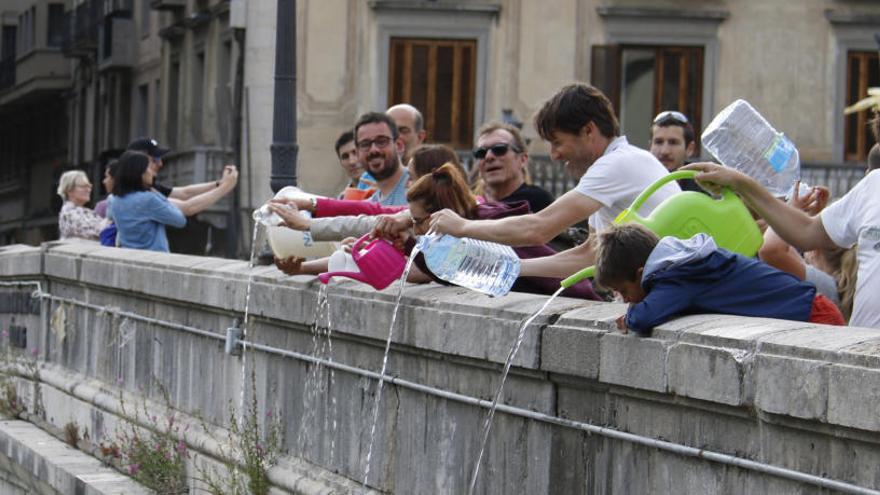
[253, 186, 337, 258]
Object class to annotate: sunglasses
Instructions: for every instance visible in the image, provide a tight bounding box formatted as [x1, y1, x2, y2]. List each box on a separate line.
[653, 110, 689, 124]
[473, 143, 520, 160]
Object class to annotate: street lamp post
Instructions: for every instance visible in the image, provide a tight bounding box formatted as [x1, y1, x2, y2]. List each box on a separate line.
[270, 0, 298, 192]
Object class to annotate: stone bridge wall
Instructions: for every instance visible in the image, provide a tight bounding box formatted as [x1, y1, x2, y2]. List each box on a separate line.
[0, 241, 878, 494]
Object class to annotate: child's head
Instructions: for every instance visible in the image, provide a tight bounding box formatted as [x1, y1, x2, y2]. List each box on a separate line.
[594, 224, 659, 303]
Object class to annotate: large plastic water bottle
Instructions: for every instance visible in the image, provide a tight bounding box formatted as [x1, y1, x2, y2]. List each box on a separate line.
[416, 234, 520, 297]
[701, 99, 800, 198]
[252, 186, 336, 258]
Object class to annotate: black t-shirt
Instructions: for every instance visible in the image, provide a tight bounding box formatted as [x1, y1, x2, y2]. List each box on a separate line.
[500, 183, 555, 213]
[677, 177, 709, 195]
[153, 181, 173, 197]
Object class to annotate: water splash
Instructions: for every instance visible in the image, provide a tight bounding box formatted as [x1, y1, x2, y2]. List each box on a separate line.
[467, 287, 564, 495]
[324, 290, 338, 462]
[238, 223, 260, 427]
[298, 284, 329, 453]
[361, 247, 420, 487]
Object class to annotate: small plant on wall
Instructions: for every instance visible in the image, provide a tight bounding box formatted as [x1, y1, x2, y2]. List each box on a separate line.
[197, 376, 282, 495]
[114, 383, 190, 494]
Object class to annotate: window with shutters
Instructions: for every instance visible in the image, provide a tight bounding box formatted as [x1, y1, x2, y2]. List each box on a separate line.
[844, 50, 879, 162]
[388, 37, 476, 150]
[592, 44, 703, 151]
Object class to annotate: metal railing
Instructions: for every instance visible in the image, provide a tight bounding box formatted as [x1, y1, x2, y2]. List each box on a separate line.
[61, 0, 101, 55]
[460, 153, 867, 201]
[0, 56, 14, 91]
[102, 0, 133, 17]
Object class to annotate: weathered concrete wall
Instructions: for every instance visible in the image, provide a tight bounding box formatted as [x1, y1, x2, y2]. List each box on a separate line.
[0, 241, 879, 493]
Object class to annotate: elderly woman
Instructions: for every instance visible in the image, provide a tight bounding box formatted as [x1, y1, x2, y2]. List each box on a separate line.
[57, 170, 110, 241]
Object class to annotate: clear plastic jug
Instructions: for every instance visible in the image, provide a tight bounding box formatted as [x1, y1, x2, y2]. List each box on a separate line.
[416, 233, 520, 297]
[702, 99, 800, 198]
[253, 186, 336, 259]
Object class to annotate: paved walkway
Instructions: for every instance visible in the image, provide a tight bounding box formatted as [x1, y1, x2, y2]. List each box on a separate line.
[0, 419, 151, 495]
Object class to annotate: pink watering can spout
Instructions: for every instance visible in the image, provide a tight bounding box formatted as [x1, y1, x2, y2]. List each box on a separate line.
[318, 234, 406, 290]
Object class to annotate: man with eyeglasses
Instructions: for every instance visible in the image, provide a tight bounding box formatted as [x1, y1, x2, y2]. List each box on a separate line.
[353, 112, 409, 206]
[649, 111, 703, 193]
[474, 121, 554, 213]
[428, 83, 679, 277]
[386, 103, 428, 159]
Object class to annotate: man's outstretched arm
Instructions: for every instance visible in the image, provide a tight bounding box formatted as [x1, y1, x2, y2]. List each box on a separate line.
[682, 162, 836, 252]
[429, 189, 603, 247]
[519, 240, 596, 279]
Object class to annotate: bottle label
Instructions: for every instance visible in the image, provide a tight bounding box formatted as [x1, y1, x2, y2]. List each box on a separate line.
[763, 134, 796, 173]
[302, 231, 314, 247]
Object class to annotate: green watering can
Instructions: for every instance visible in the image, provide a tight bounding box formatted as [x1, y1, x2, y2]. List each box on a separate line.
[560, 170, 764, 288]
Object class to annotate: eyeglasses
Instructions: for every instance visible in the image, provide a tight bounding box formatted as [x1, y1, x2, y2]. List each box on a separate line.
[653, 111, 689, 124]
[473, 143, 520, 160]
[356, 135, 394, 151]
[411, 214, 431, 228]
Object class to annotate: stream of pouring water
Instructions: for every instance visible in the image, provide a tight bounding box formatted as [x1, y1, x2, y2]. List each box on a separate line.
[361, 247, 420, 488]
[237, 223, 260, 427]
[298, 284, 330, 452]
[467, 286, 564, 495]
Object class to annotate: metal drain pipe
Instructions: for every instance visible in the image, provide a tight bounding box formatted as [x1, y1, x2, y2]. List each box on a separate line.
[1, 280, 877, 494]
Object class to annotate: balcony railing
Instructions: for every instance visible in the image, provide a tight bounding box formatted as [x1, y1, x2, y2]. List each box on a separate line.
[102, 0, 133, 18]
[61, 0, 101, 56]
[150, 0, 186, 11]
[0, 56, 14, 91]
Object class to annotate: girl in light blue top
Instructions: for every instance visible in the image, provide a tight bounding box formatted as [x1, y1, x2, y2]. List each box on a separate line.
[108, 151, 186, 252]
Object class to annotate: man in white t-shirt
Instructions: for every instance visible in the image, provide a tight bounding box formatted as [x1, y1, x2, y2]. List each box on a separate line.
[428, 83, 679, 278]
[683, 162, 880, 329]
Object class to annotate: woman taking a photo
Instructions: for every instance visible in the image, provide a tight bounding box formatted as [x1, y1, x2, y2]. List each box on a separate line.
[108, 151, 186, 252]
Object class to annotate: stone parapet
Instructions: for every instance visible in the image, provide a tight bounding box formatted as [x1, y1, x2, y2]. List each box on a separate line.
[0, 241, 878, 493]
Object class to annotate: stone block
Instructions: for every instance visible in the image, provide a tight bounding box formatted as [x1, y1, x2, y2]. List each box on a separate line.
[43, 253, 79, 281]
[758, 326, 880, 361]
[667, 343, 747, 406]
[0, 245, 41, 277]
[541, 324, 603, 378]
[599, 333, 668, 393]
[828, 364, 880, 431]
[754, 354, 827, 420]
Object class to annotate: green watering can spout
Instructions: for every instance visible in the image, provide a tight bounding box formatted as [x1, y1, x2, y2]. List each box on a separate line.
[561, 170, 763, 289]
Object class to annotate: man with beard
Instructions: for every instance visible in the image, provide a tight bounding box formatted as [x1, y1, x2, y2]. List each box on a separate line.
[354, 112, 409, 206]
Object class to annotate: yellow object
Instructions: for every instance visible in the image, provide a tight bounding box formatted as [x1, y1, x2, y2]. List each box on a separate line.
[561, 170, 763, 288]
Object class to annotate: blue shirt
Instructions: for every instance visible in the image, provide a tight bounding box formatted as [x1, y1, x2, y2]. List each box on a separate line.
[108, 191, 187, 252]
[370, 169, 409, 206]
[626, 234, 816, 334]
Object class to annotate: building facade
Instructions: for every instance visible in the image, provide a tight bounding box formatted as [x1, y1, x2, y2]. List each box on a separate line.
[0, 0, 878, 253]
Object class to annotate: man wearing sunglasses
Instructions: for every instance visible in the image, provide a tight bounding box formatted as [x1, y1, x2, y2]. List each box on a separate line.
[353, 112, 409, 206]
[474, 122, 554, 213]
[649, 111, 703, 192]
[429, 83, 679, 277]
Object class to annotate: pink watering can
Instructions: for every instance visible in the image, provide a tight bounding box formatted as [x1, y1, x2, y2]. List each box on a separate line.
[318, 233, 406, 290]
